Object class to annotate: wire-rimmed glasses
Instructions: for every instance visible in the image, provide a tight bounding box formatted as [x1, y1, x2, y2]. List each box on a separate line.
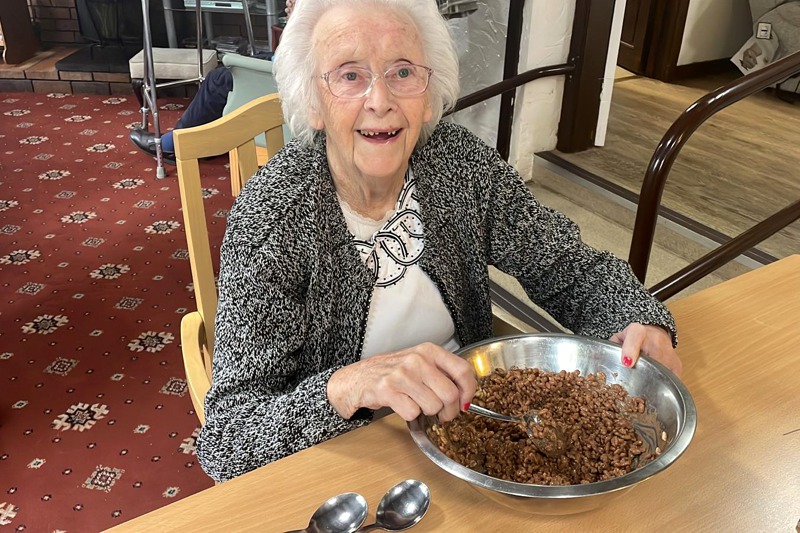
[320, 64, 433, 99]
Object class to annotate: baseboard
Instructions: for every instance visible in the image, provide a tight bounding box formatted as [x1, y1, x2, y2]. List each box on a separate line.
[671, 58, 737, 81]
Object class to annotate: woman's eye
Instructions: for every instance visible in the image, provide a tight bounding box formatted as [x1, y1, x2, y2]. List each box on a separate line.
[396, 67, 411, 78]
[340, 70, 363, 82]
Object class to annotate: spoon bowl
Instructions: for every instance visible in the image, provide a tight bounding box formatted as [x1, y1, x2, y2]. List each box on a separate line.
[284, 492, 368, 533]
[466, 403, 567, 458]
[360, 479, 430, 532]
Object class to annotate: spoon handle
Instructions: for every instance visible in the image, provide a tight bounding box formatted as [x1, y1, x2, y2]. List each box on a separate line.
[467, 403, 518, 422]
[356, 524, 382, 532]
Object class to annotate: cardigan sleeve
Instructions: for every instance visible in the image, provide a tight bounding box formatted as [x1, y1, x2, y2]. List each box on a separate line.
[195, 181, 370, 483]
[478, 145, 677, 345]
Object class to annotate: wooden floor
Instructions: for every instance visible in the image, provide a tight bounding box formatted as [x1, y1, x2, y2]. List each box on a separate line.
[554, 71, 800, 260]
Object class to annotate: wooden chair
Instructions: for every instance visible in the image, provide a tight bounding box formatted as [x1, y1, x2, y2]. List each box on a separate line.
[174, 93, 285, 423]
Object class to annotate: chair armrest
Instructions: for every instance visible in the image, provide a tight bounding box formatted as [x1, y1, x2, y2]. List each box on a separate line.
[181, 311, 212, 425]
[222, 53, 274, 73]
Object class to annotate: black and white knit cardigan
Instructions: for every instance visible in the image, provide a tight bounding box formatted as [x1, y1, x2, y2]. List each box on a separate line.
[196, 121, 677, 482]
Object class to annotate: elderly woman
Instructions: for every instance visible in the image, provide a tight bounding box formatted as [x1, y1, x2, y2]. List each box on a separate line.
[196, 0, 682, 483]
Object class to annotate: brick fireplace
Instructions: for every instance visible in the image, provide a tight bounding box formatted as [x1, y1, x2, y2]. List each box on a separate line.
[0, 0, 135, 93]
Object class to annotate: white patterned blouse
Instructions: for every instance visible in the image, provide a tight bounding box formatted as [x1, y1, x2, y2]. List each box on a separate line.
[339, 172, 460, 359]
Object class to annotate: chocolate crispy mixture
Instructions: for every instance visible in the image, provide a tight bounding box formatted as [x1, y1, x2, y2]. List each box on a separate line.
[429, 368, 663, 485]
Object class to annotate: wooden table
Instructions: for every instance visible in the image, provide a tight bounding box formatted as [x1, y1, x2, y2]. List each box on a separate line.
[109, 255, 800, 532]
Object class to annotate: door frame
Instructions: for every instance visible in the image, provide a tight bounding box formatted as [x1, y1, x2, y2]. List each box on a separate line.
[644, 0, 691, 81]
[617, 0, 655, 74]
[643, 0, 734, 81]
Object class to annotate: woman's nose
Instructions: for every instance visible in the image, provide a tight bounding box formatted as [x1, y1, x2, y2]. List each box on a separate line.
[364, 77, 396, 115]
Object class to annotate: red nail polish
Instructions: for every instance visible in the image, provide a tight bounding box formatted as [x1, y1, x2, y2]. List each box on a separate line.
[622, 356, 633, 367]
[463, 402, 470, 411]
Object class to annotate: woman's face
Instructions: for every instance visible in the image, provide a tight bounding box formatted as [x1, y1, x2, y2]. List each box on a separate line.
[309, 6, 432, 187]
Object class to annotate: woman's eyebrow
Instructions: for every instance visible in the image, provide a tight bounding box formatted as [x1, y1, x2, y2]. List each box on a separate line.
[327, 58, 417, 71]
[332, 59, 367, 68]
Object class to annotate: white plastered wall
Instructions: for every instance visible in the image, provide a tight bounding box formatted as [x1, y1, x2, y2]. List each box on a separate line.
[450, 0, 619, 179]
[677, 0, 753, 65]
[511, 0, 630, 166]
[509, 0, 576, 179]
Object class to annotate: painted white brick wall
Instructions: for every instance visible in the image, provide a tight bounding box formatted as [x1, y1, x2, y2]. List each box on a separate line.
[510, 0, 576, 178]
[451, 1, 622, 179]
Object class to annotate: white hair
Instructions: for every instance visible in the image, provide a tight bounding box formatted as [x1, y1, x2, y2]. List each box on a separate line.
[272, 0, 460, 146]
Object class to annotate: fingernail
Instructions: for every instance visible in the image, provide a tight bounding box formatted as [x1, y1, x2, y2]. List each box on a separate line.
[622, 355, 633, 367]
[463, 402, 470, 411]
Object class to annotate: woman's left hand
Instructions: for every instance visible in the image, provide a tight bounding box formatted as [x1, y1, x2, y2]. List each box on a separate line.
[609, 323, 682, 376]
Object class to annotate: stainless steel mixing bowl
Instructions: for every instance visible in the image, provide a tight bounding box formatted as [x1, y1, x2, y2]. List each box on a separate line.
[407, 333, 697, 515]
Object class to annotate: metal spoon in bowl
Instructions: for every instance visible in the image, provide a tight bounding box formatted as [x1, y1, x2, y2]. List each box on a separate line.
[465, 403, 567, 458]
[284, 492, 368, 533]
[357, 479, 430, 532]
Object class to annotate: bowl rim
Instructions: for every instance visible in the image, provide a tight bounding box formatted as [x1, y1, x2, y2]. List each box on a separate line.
[407, 332, 697, 498]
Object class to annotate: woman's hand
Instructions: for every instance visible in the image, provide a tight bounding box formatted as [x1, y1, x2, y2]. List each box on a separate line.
[327, 342, 477, 423]
[609, 323, 683, 376]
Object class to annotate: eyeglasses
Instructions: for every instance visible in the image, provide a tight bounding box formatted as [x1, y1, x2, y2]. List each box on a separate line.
[320, 64, 433, 99]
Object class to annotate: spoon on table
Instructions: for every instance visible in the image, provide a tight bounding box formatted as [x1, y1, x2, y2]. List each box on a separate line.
[357, 479, 430, 532]
[465, 403, 567, 458]
[284, 492, 368, 533]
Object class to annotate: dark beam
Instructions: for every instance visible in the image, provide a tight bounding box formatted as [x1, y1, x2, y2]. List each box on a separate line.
[556, 0, 617, 153]
[496, 0, 526, 161]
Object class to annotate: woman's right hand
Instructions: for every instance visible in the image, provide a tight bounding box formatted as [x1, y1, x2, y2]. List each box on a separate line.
[327, 342, 477, 423]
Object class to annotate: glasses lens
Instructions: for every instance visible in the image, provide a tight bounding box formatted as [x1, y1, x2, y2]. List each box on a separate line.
[385, 65, 430, 95]
[327, 67, 373, 98]
[324, 65, 431, 98]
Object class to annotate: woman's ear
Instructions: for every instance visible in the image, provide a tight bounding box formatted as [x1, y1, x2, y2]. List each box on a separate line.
[308, 106, 325, 131]
[423, 97, 433, 123]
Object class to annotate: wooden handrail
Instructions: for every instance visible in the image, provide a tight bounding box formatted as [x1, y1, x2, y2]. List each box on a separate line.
[446, 63, 575, 116]
[628, 50, 800, 295]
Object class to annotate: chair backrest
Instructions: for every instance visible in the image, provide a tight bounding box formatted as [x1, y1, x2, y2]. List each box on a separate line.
[221, 54, 292, 148]
[174, 93, 285, 422]
[221, 54, 278, 117]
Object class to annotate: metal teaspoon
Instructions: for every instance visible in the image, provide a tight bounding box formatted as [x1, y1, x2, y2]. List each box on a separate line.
[284, 492, 368, 533]
[358, 480, 430, 532]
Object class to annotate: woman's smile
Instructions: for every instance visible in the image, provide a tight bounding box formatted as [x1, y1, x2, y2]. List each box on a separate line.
[357, 128, 403, 142]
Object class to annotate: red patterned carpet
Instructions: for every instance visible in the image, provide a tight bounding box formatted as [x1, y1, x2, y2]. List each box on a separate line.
[0, 92, 228, 531]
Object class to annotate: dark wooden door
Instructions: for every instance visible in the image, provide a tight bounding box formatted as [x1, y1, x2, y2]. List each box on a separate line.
[617, 0, 654, 74]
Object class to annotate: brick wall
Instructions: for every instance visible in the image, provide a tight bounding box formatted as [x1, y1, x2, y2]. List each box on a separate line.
[27, 0, 85, 46]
